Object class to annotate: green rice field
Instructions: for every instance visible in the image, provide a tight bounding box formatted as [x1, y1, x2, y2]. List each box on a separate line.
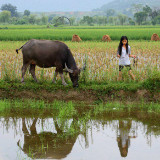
[0, 25, 160, 41]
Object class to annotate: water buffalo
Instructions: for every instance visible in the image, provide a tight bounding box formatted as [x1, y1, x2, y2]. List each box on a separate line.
[16, 39, 85, 87]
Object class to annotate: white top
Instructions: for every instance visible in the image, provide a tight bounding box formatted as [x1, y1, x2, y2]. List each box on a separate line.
[119, 121, 130, 148]
[117, 46, 131, 65]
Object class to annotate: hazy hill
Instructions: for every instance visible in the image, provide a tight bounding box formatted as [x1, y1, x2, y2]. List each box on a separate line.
[95, 0, 160, 14]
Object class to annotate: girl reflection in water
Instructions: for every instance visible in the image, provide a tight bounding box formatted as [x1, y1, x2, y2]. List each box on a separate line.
[117, 120, 136, 157]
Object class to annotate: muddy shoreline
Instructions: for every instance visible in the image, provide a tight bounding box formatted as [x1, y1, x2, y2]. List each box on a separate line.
[0, 88, 159, 103]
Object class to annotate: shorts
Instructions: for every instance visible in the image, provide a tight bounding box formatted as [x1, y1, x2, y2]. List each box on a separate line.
[119, 65, 131, 71]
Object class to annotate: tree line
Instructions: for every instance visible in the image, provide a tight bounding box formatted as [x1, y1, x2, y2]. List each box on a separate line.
[0, 3, 160, 25]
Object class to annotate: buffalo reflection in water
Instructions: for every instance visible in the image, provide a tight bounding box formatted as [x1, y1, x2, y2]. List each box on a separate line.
[17, 118, 88, 159]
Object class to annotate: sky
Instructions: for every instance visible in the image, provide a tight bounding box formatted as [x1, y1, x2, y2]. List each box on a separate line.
[0, 0, 113, 12]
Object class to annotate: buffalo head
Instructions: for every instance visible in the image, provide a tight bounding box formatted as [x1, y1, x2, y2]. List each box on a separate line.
[65, 63, 86, 88]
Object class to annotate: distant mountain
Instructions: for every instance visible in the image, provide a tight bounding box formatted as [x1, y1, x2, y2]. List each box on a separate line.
[94, 0, 160, 15]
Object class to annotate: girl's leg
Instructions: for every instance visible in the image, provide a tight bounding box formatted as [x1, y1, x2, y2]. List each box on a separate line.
[128, 70, 135, 80]
[118, 71, 122, 81]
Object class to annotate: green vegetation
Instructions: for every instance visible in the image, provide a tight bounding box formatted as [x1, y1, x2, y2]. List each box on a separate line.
[0, 78, 159, 93]
[0, 26, 160, 41]
[0, 99, 160, 115]
[93, 101, 160, 114]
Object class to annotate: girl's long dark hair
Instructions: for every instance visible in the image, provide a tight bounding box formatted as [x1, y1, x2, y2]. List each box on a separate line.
[118, 36, 129, 56]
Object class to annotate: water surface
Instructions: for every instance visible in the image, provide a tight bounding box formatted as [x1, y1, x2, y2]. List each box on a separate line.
[0, 108, 160, 160]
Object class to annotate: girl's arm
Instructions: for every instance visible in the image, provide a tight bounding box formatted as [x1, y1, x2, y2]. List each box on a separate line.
[129, 46, 136, 58]
[129, 55, 136, 58]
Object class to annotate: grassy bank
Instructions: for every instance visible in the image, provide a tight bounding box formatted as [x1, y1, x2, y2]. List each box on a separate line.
[0, 78, 159, 103]
[0, 78, 159, 92]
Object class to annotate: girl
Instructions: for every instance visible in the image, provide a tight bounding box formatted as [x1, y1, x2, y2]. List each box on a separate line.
[117, 36, 136, 81]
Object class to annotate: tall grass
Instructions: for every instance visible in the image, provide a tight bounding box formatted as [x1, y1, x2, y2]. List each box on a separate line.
[0, 41, 159, 84]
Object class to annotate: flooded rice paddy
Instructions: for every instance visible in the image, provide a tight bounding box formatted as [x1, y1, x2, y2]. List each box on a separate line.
[0, 101, 160, 160]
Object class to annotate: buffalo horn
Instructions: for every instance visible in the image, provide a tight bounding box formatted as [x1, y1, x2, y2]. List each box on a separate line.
[65, 64, 74, 73]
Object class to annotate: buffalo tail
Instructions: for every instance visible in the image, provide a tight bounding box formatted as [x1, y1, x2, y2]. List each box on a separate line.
[16, 45, 23, 54]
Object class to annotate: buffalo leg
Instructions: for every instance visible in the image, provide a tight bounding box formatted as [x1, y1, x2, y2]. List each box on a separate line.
[21, 63, 29, 83]
[21, 118, 30, 148]
[53, 71, 58, 83]
[29, 64, 38, 82]
[22, 118, 29, 135]
[30, 118, 38, 135]
[54, 121, 63, 134]
[60, 73, 67, 86]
